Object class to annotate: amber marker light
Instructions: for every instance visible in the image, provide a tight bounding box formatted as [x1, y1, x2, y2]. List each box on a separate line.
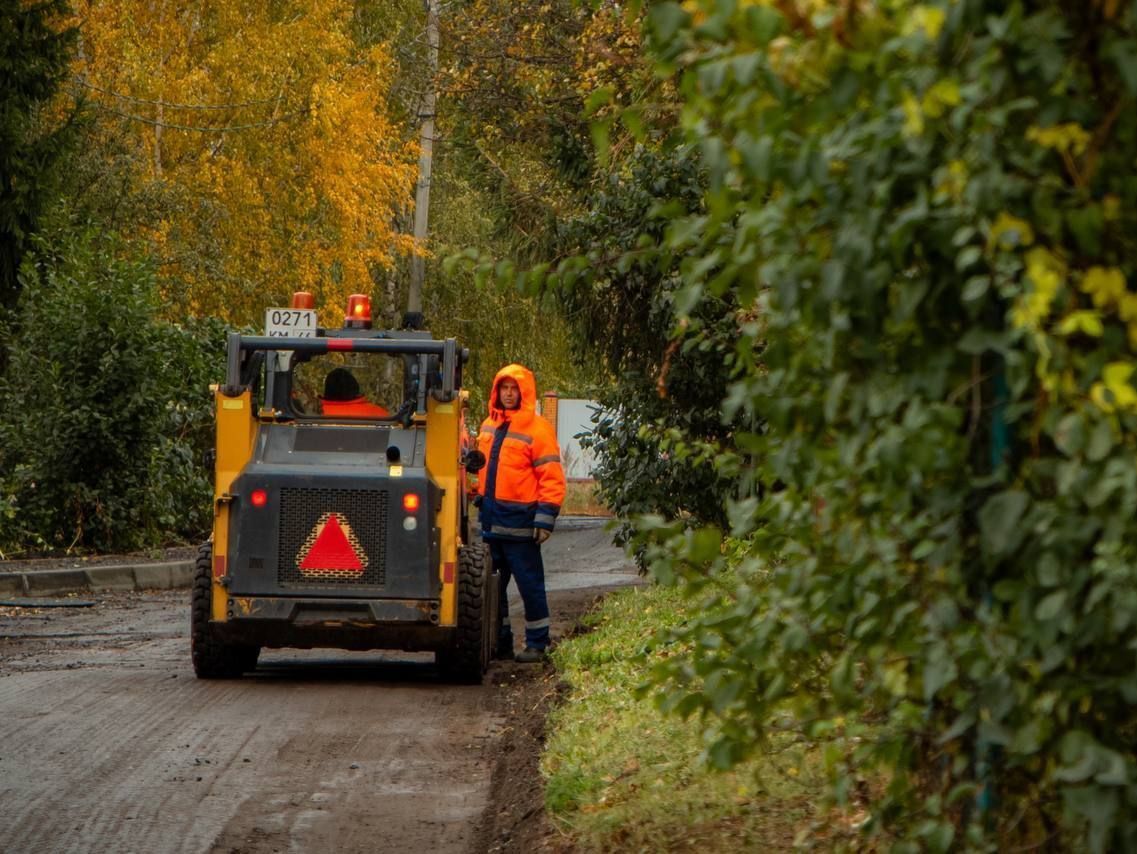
[250, 489, 268, 508]
[344, 294, 372, 328]
[402, 493, 420, 513]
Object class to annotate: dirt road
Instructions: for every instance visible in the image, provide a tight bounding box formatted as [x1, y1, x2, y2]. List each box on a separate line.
[0, 522, 633, 854]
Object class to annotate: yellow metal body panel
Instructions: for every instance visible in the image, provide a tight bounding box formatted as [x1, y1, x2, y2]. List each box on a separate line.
[211, 389, 257, 622]
[425, 396, 462, 627]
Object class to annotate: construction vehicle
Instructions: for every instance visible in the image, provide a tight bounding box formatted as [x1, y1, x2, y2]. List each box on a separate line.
[191, 292, 498, 682]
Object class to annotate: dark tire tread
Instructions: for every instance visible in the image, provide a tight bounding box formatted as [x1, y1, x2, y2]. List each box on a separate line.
[191, 542, 259, 679]
[439, 543, 496, 684]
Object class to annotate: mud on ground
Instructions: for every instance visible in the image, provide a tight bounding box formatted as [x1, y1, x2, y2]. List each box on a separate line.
[0, 525, 633, 854]
[472, 588, 610, 854]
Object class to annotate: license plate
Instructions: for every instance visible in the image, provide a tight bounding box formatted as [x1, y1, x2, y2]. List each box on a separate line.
[264, 308, 316, 338]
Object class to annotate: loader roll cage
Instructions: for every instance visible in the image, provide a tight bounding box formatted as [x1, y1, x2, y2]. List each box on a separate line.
[223, 331, 469, 422]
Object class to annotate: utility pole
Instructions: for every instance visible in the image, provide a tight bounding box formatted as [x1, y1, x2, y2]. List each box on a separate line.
[405, 0, 439, 329]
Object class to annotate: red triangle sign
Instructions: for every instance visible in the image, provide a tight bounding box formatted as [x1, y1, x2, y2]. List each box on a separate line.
[298, 513, 365, 573]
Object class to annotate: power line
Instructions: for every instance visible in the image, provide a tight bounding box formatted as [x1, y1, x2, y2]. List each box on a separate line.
[86, 100, 309, 133]
[73, 77, 288, 112]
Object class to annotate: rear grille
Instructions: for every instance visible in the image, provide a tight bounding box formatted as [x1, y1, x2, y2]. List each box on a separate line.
[278, 488, 387, 587]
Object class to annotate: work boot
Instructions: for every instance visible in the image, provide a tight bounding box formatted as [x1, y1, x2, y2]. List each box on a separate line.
[515, 646, 548, 664]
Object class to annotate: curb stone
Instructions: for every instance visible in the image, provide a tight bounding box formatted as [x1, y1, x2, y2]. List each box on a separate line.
[0, 518, 610, 599]
[0, 561, 195, 598]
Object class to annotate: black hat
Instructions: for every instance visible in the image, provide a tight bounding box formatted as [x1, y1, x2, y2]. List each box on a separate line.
[324, 367, 360, 401]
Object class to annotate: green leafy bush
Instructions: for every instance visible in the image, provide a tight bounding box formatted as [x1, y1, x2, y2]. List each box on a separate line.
[554, 146, 745, 536]
[0, 0, 78, 315]
[564, 0, 1137, 849]
[0, 231, 225, 554]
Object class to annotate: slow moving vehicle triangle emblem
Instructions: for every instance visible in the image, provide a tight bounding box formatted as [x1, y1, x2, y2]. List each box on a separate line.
[296, 512, 368, 579]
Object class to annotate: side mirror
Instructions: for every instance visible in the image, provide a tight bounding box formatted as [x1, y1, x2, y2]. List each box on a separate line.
[464, 449, 486, 473]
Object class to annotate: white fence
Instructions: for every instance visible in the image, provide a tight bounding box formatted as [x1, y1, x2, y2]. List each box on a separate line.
[552, 398, 603, 481]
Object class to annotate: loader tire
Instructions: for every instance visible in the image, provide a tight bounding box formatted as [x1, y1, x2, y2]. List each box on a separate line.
[438, 543, 497, 684]
[191, 542, 260, 679]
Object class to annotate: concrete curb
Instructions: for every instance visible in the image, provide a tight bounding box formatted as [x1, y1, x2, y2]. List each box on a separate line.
[0, 519, 614, 599]
[555, 515, 613, 531]
[0, 560, 194, 598]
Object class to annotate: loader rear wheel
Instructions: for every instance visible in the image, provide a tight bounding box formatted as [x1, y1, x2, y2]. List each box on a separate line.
[191, 542, 260, 679]
[438, 543, 497, 684]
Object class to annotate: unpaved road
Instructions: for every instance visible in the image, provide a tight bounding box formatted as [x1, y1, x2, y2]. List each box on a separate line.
[0, 522, 634, 854]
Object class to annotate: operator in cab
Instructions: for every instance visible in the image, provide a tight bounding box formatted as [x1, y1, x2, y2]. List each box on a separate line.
[318, 367, 390, 418]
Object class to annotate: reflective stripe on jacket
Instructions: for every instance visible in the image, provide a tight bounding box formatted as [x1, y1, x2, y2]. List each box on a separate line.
[476, 364, 566, 541]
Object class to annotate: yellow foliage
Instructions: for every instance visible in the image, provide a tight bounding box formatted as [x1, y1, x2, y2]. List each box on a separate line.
[1011, 248, 1065, 329]
[988, 212, 1034, 250]
[1079, 266, 1127, 309]
[902, 91, 924, 138]
[1091, 362, 1137, 413]
[903, 5, 947, 40]
[74, 0, 418, 325]
[922, 79, 961, 119]
[1119, 294, 1137, 323]
[1056, 310, 1104, 338]
[1026, 123, 1092, 156]
[902, 79, 960, 138]
[934, 159, 968, 203]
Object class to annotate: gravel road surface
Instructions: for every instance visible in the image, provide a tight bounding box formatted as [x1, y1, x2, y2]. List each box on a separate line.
[0, 521, 632, 854]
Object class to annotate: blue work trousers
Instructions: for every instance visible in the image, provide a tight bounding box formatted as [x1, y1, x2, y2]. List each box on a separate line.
[489, 539, 550, 651]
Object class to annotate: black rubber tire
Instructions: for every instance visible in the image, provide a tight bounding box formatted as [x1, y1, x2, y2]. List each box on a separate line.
[438, 543, 495, 684]
[191, 542, 260, 679]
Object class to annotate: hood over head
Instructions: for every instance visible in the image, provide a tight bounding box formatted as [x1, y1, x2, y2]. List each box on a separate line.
[488, 363, 537, 422]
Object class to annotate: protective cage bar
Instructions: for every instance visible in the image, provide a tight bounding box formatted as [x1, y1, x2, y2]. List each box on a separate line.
[224, 332, 460, 398]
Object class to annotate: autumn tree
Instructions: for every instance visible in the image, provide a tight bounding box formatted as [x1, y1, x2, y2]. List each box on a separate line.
[73, 0, 418, 325]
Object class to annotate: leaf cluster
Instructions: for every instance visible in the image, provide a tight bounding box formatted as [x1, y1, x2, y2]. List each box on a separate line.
[575, 0, 1137, 848]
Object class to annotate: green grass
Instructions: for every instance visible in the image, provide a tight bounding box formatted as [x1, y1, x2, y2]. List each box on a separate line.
[543, 584, 831, 852]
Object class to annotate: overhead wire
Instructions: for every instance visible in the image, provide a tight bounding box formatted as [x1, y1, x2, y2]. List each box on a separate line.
[72, 77, 288, 112]
[70, 77, 309, 133]
[80, 100, 310, 133]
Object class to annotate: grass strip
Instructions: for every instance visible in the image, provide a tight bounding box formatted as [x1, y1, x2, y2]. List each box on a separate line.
[544, 583, 829, 852]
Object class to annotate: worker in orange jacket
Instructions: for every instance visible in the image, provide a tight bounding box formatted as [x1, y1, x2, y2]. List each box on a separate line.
[319, 367, 390, 418]
[475, 364, 566, 662]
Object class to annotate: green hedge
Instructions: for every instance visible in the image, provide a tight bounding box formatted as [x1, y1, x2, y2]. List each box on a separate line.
[0, 231, 226, 554]
[557, 0, 1137, 849]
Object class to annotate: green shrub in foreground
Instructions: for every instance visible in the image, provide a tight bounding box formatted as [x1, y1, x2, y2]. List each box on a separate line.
[0, 231, 226, 553]
[614, 2, 1137, 850]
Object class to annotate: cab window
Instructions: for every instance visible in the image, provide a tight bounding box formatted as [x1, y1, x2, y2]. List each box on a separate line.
[291, 353, 405, 419]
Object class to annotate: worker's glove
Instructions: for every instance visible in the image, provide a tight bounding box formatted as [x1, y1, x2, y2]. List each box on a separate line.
[534, 529, 551, 544]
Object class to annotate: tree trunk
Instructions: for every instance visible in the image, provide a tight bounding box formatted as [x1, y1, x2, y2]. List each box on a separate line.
[406, 0, 439, 326]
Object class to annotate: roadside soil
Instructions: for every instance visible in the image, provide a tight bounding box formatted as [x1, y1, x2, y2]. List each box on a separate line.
[474, 589, 607, 854]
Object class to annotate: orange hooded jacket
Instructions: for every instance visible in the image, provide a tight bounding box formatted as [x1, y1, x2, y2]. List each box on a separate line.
[320, 397, 390, 418]
[475, 364, 566, 541]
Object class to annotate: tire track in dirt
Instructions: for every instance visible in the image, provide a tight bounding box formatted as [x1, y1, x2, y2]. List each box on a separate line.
[0, 524, 637, 854]
[0, 591, 505, 854]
